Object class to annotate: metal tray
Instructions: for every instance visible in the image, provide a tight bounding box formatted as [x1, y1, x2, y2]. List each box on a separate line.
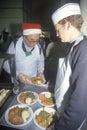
[0, 85, 12, 108]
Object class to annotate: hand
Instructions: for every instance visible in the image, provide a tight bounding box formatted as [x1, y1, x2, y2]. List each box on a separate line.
[45, 81, 50, 87]
[38, 73, 45, 80]
[17, 73, 31, 84]
[37, 73, 46, 83]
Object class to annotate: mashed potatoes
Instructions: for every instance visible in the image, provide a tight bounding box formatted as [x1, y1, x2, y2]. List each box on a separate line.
[21, 110, 30, 122]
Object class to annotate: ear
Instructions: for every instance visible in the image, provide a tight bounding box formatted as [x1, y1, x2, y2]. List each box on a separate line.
[66, 21, 71, 30]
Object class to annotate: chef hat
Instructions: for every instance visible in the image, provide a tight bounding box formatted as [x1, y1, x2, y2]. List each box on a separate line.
[51, 3, 81, 25]
[22, 23, 42, 35]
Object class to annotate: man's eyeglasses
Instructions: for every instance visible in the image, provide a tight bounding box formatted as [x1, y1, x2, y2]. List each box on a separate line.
[24, 37, 39, 44]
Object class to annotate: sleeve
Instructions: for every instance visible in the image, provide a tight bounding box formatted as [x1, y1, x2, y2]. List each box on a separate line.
[55, 43, 87, 130]
[3, 41, 15, 73]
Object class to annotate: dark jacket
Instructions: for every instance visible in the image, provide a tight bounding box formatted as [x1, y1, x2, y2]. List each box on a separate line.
[55, 36, 87, 130]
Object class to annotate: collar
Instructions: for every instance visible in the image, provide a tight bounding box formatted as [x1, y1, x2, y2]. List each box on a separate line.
[66, 34, 85, 56]
[22, 42, 34, 56]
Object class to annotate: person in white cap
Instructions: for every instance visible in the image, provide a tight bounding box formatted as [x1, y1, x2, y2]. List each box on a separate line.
[3, 23, 45, 84]
[49, 2, 87, 130]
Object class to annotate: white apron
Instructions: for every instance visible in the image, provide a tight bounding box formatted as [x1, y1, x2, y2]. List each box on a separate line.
[15, 37, 40, 77]
[3, 37, 41, 77]
[55, 35, 85, 130]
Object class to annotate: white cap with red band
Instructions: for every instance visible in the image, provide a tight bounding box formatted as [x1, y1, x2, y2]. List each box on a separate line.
[22, 23, 42, 35]
[51, 3, 81, 25]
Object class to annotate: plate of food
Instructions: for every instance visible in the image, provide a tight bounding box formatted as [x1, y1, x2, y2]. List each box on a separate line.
[5, 104, 33, 128]
[38, 92, 55, 107]
[17, 91, 38, 105]
[31, 77, 46, 86]
[33, 107, 56, 129]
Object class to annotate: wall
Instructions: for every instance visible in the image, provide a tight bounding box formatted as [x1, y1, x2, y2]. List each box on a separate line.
[80, 0, 87, 36]
[0, 0, 31, 36]
[1, 0, 85, 40]
[0, 0, 60, 40]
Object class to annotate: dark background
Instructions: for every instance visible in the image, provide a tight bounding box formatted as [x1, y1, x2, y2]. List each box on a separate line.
[0, 0, 80, 40]
[29, 0, 80, 40]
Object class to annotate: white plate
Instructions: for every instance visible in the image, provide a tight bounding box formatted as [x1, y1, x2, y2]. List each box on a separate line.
[38, 92, 55, 107]
[17, 91, 38, 105]
[5, 104, 33, 128]
[33, 107, 56, 129]
[31, 83, 47, 87]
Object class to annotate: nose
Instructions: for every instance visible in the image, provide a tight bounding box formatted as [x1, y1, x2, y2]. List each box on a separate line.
[56, 32, 59, 37]
[30, 41, 38, 47]
[56, 30, 59, 37]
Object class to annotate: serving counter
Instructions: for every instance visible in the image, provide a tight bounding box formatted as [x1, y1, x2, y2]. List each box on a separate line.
[0, 83, 53, 130]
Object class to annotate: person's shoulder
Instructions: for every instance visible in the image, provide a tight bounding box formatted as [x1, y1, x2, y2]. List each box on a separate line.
[79, 35, 87, 47]
[83, 35, 87, 42]
[75, 36, 87, 56]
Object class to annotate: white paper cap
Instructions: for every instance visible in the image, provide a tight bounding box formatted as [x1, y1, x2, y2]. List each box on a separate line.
[51, 3, 81, 25]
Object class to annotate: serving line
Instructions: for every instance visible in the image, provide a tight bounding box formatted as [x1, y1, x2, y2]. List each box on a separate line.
[0, 83, 55, 130]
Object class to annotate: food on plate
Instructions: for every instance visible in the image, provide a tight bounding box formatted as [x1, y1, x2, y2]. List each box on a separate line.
[8, 106, 29, 125]
[18, 91, 37, 105]
[31, 77, 44, 85]
[21, 110, 30, 122]
[34, 107, 56, 128]
[5, 104, 33, 127]
[39, 92, 54, 107]
[25, 97, 32, 104]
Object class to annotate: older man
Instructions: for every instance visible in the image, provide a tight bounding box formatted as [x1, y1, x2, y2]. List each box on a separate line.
[3, 23, 45, 84]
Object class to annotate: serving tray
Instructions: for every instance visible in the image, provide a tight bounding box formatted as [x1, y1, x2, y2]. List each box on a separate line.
[0, 86, 12, 108]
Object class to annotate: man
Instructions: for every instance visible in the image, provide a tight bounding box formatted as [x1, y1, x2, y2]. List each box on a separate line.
[0, 28, 11, 53]
[50, 3, 87, 130]
[3, 23, 45, 84]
